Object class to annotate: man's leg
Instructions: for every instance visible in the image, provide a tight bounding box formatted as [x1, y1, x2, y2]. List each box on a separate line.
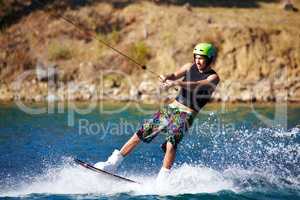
[121, 125, 165, 156]
[120, 133, 141, 156]
[162, 142, 176, 169]
[156, 142, 175, 183]
[94, 113, 162, 172]
[94, 133, 141, 172]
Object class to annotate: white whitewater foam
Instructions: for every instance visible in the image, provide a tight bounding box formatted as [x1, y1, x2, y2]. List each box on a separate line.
[1, 162, 236, 197]
[133, 163, 236, 196]
[273, 127, 299, 138]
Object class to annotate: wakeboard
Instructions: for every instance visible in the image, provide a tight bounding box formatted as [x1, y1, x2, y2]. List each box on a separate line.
[74, 158, 139, 184]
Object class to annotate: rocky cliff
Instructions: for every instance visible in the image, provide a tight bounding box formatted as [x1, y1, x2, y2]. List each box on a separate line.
[0, 0, 299, 103]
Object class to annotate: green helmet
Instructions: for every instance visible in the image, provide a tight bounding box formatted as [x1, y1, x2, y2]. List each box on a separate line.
[193, 43, 216, 60]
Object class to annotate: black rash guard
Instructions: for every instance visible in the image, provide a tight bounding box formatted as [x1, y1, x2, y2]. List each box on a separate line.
[175, 64, 219, 112]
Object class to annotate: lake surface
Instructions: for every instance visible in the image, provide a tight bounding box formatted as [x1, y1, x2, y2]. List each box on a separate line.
[0, 102, 299, 199]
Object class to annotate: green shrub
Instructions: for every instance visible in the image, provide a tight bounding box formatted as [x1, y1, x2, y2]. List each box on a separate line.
[103, 73, 123, 88]
[48, 42, 73, 61]
[96, 30, 121, 56]
[96, 30, 120, 45]
[128, 41, 151, 65]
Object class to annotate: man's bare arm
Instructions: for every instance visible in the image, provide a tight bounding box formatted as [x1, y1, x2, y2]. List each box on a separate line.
[161, 63, 192, 81]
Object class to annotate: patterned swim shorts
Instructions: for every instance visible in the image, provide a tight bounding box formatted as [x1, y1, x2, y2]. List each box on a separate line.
[136, 105, 195, 152]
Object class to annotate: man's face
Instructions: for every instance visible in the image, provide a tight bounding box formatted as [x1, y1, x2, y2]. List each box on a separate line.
[194, 54, 208, 70]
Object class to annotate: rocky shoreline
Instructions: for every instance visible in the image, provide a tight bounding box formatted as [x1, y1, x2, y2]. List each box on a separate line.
[1, 1, 299, 103]
[0, 68, 295, 103]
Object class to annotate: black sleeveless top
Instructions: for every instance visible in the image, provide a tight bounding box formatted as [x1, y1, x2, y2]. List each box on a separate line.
[175, 64, 218, 112]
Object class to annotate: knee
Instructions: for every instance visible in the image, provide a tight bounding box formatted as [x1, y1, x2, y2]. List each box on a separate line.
[133, 133, 141, 143]
[165, 142, 175, 152]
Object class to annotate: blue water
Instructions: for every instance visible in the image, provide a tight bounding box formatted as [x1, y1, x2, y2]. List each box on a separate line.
[0, 102, 299, 199]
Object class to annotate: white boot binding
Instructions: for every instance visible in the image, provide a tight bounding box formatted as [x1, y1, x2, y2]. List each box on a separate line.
[94, 149, 124, 173]
[156, 167, 171, 184]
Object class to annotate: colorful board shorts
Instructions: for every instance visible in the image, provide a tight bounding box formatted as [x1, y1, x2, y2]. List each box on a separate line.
[136, 105, 196, 152]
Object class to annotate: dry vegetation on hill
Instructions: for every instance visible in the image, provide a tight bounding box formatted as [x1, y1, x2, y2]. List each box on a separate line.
[0, 0, 299, 102]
